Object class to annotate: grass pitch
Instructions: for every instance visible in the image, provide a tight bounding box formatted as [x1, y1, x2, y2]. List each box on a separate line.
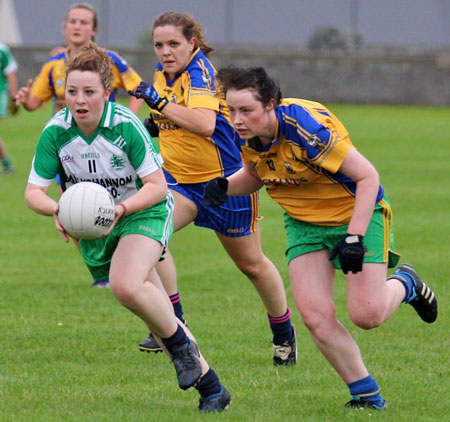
[0, 103, 448, 421]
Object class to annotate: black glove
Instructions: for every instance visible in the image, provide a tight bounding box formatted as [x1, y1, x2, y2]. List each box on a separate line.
[143, 114, 159, 138]
[329, 234, 367, 274]
[128, 81, 168, 111]
[203, 177, 228, 207]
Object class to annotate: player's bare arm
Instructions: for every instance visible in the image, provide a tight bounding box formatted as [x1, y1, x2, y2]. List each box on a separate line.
[118, 169, 168, 215]
[338, 148, 380, 236]
[7, 72, 18, 98]
[127, 96, 143, 115]
[227, 163, 264, 196]
[25, 183, 57, 216]
[25, 183, 68, 242]
[160, 104, 216, 137]
[16, 79, 44, 111]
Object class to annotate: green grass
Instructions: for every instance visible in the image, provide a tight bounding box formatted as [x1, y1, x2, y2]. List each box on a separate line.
[1, 103, 449, 421]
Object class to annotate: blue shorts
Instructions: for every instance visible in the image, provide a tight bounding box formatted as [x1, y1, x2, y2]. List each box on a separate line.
[164, 169, 258, 237]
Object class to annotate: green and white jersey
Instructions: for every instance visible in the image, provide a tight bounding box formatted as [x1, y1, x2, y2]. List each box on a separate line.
[28, 102, 163, 202]
[0, 42, 17, 90]
[0, 42, 18, 117]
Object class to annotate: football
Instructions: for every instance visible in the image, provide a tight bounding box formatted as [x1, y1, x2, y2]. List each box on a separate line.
[58, 182, 116, 239]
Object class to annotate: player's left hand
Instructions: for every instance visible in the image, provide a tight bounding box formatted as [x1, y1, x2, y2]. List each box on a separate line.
[329, 234, 367, 274]
[9, 97, 19, 115]
[128, 82, 168, 111]
[101, 204, 124, 237]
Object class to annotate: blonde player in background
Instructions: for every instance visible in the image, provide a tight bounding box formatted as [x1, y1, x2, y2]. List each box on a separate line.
[16, 2, 143, 115]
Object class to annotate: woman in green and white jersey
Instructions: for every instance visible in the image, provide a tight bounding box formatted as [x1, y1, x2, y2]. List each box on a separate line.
[25, 45, 230, 413]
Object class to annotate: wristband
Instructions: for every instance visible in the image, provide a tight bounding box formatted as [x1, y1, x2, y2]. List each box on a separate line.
[117, 203, 127, 218]
[156, 97, 169, 111]
[345, 233, 363, 244]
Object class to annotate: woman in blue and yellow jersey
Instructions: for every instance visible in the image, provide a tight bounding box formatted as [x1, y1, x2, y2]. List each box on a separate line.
[129, 12, 296, 365]
[206, 66, 438, 410]
[16, 2, 143, 115]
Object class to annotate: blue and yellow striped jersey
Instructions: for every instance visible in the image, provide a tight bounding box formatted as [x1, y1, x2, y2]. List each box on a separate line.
[31, 48, 142, 112]
[152, 48, 241, 183]
[238, 98, 384, 225]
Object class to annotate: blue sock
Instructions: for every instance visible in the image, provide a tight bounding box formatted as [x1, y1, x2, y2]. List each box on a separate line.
[160, 324, 188, 352]
[347, 374, 384, 404]
[195, 368, 222, 398]
[393, 269, 417, 302]
[268, 308, 294, 345]
[169, 293, 185, 324]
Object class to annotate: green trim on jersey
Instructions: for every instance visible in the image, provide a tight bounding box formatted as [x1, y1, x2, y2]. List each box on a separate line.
[29, 102, 163, 203]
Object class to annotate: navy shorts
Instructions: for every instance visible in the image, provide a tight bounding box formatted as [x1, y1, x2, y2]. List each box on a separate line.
[164, 169, 258, 237]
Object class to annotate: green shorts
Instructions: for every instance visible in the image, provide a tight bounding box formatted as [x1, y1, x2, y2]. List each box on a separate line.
[80, 200, 173, 281]
[284, 196, 400, 269]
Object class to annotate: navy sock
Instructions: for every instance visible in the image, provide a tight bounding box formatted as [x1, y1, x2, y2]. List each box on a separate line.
[195, 368, 222, 398]
[347, 374, 383, 403]
[169, 292, 185, 324]
[160, 324, 188, 353]
[268, 308, 293, 345]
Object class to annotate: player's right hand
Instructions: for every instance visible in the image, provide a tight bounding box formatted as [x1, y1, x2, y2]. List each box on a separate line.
[15, 79, 33, 105]
[203, 177, 229, 207]
[53, 205, 69, 242]
[144, 114, 159, 137]
[128, 82, 168, 111]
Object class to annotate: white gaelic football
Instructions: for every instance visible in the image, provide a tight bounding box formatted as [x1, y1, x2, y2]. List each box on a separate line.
[58, 182, 116, 239]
